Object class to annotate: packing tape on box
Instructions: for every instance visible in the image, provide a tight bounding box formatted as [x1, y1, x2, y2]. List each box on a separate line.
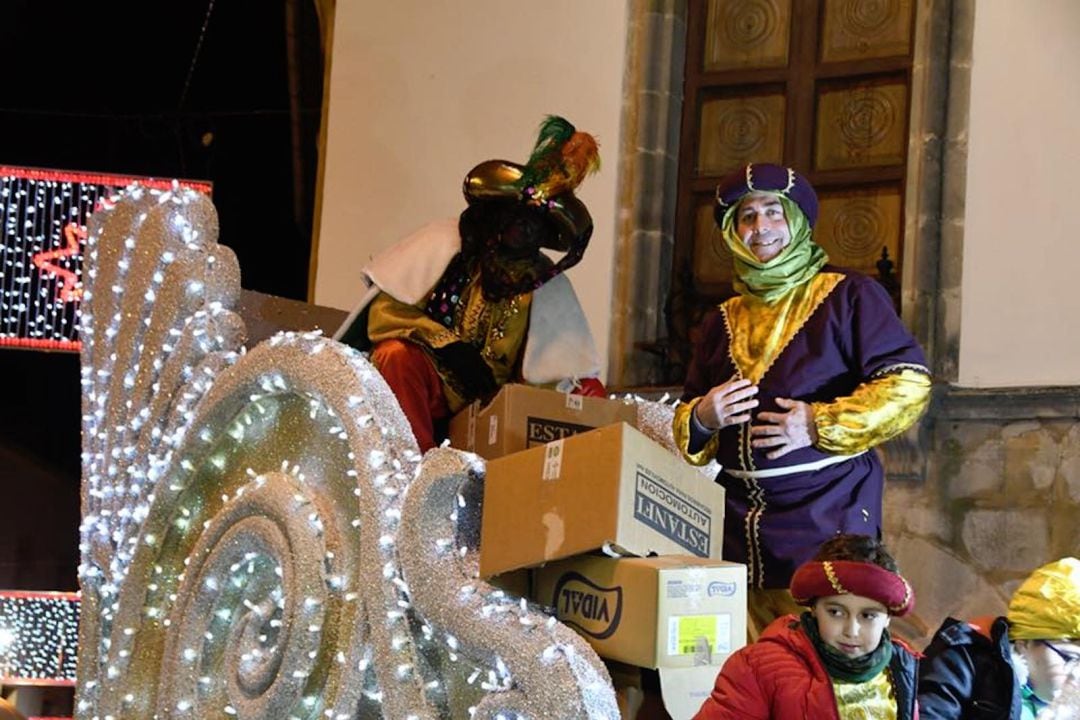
[466, 403, 477, 451]
[542, 438, 565, 481]
[488, 414, 498, 446]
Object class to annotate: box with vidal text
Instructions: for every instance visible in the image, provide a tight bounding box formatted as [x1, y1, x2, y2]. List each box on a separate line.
[533, 555, 747, 720]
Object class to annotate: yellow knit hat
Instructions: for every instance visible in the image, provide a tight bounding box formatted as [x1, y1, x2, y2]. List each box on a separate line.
[1007, 557, 1080, 641]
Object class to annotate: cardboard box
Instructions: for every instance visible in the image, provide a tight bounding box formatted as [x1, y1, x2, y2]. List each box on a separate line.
[533, 556, 746, 720]
[448, 383, 638, 460]
[532, 556, 746, 668]
[479, 422, 725, 577]
[487, 569, 531, 598]
[600, 662, 724, 720]
[660, 665, 728, 720]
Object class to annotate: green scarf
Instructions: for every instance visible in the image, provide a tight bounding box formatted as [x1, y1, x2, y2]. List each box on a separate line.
[721, 193, 829, 304]
[800, 612, 893, 683]
[1020, 683, 1046, 719]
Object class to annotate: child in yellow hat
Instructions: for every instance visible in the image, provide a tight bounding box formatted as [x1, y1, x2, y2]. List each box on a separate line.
[919, 557, 1080, 719]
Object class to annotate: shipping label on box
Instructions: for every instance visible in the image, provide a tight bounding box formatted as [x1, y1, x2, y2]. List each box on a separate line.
[533, 556, 747, 672]
[666, 613, 731, 657]
[448, 383, 637, 460]
[479, 423, 725, 577]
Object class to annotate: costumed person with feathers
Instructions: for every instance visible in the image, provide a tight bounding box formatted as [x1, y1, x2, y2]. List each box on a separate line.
[335, 116, 605, 451]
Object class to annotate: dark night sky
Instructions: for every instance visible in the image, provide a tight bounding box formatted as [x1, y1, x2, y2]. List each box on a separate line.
[0, 0, 324, 301]
[0, 0, 325, 591]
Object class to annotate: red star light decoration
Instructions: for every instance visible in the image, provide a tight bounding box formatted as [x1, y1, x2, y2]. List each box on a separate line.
[32, 222, 87, 304]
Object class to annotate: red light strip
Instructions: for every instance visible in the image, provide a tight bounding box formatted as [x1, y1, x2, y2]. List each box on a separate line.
[0, 165, 212, 195]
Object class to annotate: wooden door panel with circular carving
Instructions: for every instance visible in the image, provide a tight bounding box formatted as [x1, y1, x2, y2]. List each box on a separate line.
[698, 92, 786, 176]
[669, 0, 916, 383]
[820, 0, 914, 63]
[815, 80, 909, 170]
[816, 187, 902, 277]
[703, 0, 792, 72]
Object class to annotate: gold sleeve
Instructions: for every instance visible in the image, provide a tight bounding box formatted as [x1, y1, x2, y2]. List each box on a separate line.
[672, 397, 721, 467]
[365, 291, 459, 350]
[811, 368, 932, 455]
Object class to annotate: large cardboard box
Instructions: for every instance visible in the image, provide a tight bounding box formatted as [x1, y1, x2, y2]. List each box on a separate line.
[479, 422, 725, 577]
[533, 556, 746, 668]
[448, 383, 638, 460]
[533, 556, 747, 720]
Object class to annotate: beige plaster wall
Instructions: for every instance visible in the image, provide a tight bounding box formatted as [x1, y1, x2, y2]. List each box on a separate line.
[958, 0, 1080, 387]
[313, 1, 629, 381]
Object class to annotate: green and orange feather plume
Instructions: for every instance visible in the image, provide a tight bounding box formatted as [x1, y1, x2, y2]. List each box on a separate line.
[519, 115, 601, 204]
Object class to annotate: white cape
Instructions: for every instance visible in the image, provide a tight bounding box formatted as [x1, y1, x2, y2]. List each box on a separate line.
[333, 218, 601, 384]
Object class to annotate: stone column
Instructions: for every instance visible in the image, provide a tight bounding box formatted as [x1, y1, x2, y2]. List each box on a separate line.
[608, 0, 687, 387]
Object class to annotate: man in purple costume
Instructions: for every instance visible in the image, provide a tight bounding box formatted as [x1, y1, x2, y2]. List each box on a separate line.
[672, 163, 931, 633]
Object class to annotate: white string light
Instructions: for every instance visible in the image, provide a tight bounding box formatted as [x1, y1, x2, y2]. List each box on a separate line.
[75, 186, 620, 719]
[0, 591, 79, 683]
[0, 166, 210, 350]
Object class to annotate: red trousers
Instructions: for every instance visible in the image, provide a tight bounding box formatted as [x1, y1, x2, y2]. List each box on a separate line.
[370, 339, 449, 452]
[370, 339, 607, 451]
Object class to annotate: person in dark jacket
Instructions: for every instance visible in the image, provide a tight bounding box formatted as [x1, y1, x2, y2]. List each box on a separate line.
[919, 557, 1080, 719]
[695, 534, 920, 719]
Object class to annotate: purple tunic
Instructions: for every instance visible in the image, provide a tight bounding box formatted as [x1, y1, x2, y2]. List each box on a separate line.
[682, 269, 927, 589]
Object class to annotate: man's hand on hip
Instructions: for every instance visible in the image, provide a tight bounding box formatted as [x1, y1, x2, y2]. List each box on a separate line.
[694, 376, 759, 431]
[750, 397, 818, 459]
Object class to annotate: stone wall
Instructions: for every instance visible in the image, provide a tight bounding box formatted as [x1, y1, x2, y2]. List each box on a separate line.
[885, 390, 1080, 645]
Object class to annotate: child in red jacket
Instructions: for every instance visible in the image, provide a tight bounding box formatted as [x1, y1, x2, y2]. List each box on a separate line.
[695, 534, 920, 719]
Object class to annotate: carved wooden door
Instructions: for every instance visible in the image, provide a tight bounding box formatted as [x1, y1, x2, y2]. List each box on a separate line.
[668, 0, 915, 382]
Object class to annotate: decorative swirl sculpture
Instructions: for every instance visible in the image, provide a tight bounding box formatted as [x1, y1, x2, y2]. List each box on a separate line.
[75, 186, 618, 719]
[399, 449, 618, 719]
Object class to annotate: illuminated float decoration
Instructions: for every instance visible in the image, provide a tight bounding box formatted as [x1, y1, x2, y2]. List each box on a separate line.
[0, 165, 210, 351]
[74, 185, 619, 719]
[0, 590, 79, 685]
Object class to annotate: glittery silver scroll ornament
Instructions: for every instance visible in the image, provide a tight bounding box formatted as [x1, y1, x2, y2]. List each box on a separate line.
[399, 448, 619, 719]
[628, 393, 719, 479]
[77, 185, 247, 716]
[76, 186, 619, 719]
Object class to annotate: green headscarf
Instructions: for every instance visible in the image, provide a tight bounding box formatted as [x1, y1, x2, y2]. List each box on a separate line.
[720, 193, 828, 303]
[800, 612, 894, 683]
